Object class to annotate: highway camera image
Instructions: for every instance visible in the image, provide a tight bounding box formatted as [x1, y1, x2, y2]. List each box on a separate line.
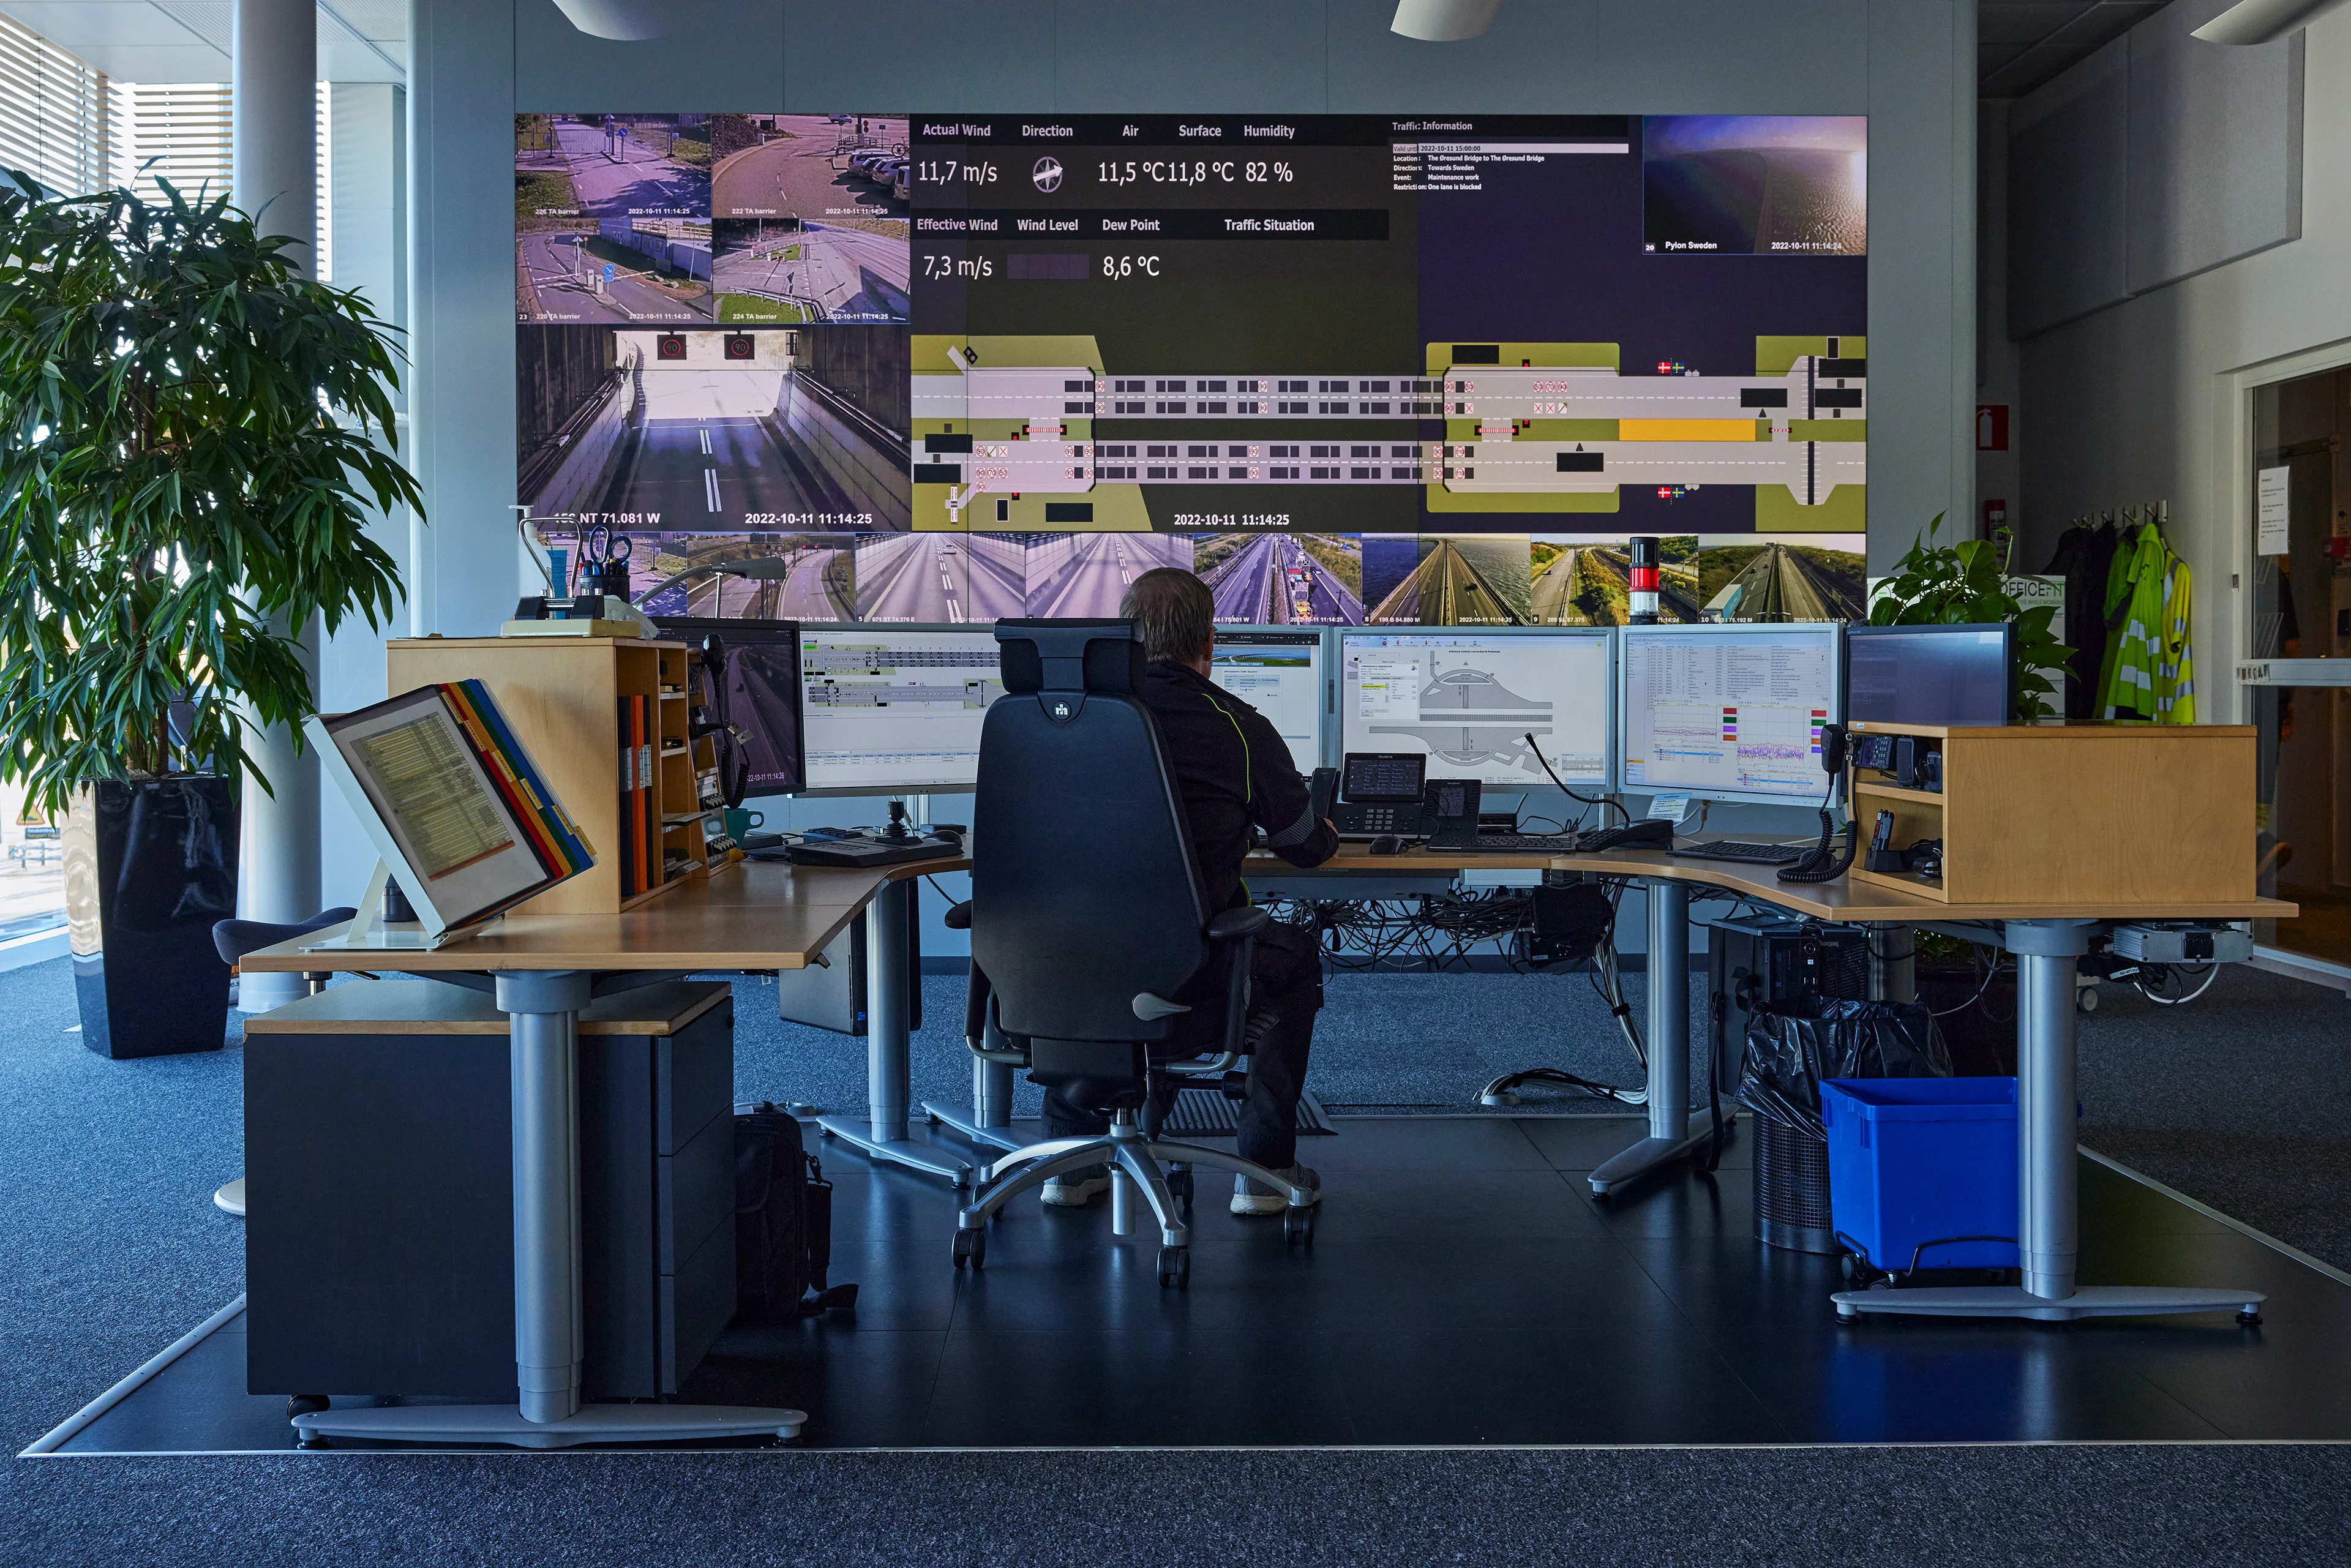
[517, 326, 911, 535]
[1698, 536, 1865, 621]
[1195, 534, 1362, 624]
[1530, 535, 1701, 624]
[708, 116, 909, 324]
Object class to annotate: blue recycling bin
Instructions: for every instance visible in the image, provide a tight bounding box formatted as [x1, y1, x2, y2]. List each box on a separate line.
[1820, 1077, 2020, 1273]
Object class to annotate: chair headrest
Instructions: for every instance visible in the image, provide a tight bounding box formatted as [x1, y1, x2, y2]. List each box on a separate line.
[995, 620, 1147, 698]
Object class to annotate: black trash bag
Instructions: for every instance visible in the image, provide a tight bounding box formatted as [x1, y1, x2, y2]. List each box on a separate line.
[1736, 996, 1949, 1139]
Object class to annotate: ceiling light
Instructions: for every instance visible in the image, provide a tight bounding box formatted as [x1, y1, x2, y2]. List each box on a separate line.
[550, 0, 673, 41]
[2191, 0, 2351, 45]
[1391, 0, 1504, 42]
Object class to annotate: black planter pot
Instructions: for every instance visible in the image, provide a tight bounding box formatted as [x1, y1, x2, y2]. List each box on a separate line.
[65, 777, 239, 1059]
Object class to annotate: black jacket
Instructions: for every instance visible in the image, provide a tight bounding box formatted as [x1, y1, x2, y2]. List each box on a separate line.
[1141, 659, 1338, 912]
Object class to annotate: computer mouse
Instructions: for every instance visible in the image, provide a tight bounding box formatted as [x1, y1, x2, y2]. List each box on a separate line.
[1369, 834, 1400, 855]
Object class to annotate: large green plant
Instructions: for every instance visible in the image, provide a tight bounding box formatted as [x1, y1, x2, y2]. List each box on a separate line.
[1869, 512, 2068, 721]
[0, 174, 422, 811]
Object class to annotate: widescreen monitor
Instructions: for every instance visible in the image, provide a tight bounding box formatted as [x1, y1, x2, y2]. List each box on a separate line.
[1339, 629, 1612, 790]
[1618, 623, 1842, 805]
[1846, 623, 2013, 726]
[650, 615, 805, 799]
[1210, 628, 1326, 773]
[797, 625, 1003, 794]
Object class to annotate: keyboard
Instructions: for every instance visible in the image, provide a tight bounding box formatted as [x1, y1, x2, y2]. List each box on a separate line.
[1432, 833, 1584, 853]
[1671, 839, 1807, 866]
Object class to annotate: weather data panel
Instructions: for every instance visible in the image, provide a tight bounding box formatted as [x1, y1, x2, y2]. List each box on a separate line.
[1618, 625, 1841, 805]
[1340, 631, 1611, 789]
[912, 114, 1866, 538]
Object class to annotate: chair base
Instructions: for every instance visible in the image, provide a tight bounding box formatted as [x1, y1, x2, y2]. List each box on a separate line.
[953, 1112, 1316, 1286]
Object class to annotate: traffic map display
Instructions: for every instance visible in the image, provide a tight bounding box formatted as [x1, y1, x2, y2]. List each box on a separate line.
[515, 113, 1868, 626]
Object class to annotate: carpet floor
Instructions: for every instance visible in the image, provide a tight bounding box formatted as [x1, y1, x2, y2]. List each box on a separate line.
[6, 955, 2349, 1563]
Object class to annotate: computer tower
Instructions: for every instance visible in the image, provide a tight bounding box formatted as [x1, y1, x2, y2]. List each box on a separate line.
[1704, 915, 1870, 1093]
[773, 877, 924, 1035]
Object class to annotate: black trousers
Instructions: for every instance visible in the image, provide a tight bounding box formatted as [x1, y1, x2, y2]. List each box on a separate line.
[1039, 921, 1323, 1172]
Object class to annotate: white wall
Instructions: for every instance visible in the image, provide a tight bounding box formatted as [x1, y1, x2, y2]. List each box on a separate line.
[2011, 5, 2351, 724]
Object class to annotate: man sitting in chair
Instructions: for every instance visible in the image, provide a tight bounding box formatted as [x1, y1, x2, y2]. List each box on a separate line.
[1041, 568, 1341, 1215]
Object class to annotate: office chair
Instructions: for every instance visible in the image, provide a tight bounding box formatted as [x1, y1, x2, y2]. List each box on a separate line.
[948, 620, 1316, 1290]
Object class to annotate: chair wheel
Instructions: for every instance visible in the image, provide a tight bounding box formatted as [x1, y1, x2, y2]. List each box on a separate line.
[953, 1228, 986, 1271]
[2076, 987, 2099, 1014]
[1283, 1206, 1316, 1247]
[287, 1394, 329, 1420]
[2238, 1309, 2263, 1327]
[1168, 1169, 1194, 1208]
[1157, 1244, 1190, 1290]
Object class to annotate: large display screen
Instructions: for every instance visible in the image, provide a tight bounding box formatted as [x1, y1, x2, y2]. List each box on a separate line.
[516, 113, 1867, 627]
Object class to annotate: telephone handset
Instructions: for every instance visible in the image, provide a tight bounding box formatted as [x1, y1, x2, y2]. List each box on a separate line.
[1777, 722, 1858, 884]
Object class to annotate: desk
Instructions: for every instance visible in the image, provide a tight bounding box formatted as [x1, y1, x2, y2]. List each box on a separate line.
[241, 856, 956, 1448]
[1239, 843, 2296, 1325]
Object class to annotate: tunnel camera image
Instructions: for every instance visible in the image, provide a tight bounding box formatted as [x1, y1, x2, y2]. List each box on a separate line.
[517, 325, 912, 536]
[1643, 115, 1867, 257]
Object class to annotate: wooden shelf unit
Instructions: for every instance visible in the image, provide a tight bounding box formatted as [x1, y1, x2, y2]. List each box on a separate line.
[1844, 721, 2257, 907]
[385, 637, 718, 915]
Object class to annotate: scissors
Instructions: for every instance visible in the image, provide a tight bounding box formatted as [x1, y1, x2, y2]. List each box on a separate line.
[578, 523, 634, 574]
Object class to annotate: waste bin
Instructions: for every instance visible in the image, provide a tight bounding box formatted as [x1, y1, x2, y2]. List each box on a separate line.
[1736, 996, 1948, 1254]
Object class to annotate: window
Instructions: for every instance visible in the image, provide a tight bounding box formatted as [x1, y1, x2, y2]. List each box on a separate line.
[0, 11, 109, 198]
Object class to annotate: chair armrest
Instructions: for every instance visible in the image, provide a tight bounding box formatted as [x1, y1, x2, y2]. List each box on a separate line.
[1207, 906, 1272, 942]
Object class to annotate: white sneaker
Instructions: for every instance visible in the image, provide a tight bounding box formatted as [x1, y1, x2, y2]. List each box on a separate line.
[1231, 1163, 1321, 1216]
[1042, 1165, 1111, 1207]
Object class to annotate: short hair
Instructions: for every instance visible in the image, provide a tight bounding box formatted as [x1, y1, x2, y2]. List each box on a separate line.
[1120, 566, 1215, 665]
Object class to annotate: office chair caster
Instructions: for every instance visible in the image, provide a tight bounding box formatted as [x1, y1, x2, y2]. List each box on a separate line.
[1157, 1244, 1190, 1290]
[1167, 1168, 1194, 1209]
[1283, 1206, 1316, 1247]
[2238, 1308, 2263, 1327]
[953, 1228, 986, 1271]
[287, 1394, 329, 1420]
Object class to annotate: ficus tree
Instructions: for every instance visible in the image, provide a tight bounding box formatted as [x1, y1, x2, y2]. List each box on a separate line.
[0, 172, 422, 812]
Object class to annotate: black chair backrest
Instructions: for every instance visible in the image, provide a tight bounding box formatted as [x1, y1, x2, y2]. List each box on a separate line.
[973, 620, 1209, 1043]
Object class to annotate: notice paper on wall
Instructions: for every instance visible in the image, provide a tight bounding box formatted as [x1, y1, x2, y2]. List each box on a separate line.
[2257, 466, 2291, 556]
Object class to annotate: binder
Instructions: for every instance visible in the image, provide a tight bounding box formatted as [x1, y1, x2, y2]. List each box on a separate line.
[618, 697, 639, 896]
[630, 693, 653, 894]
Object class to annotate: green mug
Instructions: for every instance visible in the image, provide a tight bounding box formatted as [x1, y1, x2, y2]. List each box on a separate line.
[722, 807, 764, 842]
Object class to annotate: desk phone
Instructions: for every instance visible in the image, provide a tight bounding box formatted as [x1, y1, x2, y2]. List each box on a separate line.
[1335, 752, 1427, 838]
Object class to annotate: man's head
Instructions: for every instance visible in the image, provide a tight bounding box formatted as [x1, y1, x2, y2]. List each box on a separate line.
[1120, 566, 1216, 673]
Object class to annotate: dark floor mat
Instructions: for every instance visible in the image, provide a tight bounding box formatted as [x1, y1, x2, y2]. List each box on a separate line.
[1157, 1086, 1336, 1137]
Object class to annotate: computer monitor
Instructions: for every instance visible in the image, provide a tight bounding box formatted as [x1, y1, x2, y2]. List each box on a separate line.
[1618, 623, 1842, 805]
[797, 624, 1003, 794]
[1210, 628, 1325, 773]
[1846, 623, 2014, 726]
[649, 616, 805, 799]
[1338, 629, 1612, 789]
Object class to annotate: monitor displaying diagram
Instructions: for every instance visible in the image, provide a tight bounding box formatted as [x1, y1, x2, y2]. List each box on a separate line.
[798, 626, 1002, 792]
[1339, 630, 1610, 787]
[1618, 624, 1840, 803]
[1212, 629, 1325, 772]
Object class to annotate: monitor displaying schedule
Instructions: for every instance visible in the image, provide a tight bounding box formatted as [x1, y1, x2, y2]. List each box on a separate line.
[1619, 625, 1840, 803]
[798, 626, 1003, 792]
[1340, 630, 1611, 788]
[1212, 629, 1325, 773]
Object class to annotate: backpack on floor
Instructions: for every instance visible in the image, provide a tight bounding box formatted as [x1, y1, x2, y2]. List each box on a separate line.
[733, 1103, 858, 1322]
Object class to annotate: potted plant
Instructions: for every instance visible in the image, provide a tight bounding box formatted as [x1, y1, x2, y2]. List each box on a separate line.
[0, 174, 421, 1057]
[1868, 512, 2069, 721]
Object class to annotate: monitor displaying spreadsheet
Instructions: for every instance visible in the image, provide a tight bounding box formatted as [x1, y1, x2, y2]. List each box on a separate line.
[1618, 623, 1841, 804]
[1211, 628, 1326, 774]
[1339, 629, 1611, 788]
[798, 625, 1003, 793]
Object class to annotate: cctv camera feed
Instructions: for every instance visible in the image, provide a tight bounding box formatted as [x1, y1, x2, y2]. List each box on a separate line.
[517, 112, 1867, 623]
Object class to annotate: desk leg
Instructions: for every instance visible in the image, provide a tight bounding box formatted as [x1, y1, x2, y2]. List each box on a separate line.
[819, 881, 972, 1185]
[1589, 878, 1714, 1198]
[1832, 921, 2265, 1325]
[291, 970, 807, 1449]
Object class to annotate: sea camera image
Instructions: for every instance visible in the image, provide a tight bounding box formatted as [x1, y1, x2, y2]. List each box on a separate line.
[1643, 116, 1866, 257]
[1367, 536, 1533, 627]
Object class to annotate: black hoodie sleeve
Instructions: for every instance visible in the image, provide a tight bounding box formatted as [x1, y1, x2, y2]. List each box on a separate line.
[1239, 707, 1340, 869]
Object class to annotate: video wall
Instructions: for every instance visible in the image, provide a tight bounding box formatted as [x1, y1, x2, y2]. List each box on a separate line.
[515, 113, 1869, 624]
